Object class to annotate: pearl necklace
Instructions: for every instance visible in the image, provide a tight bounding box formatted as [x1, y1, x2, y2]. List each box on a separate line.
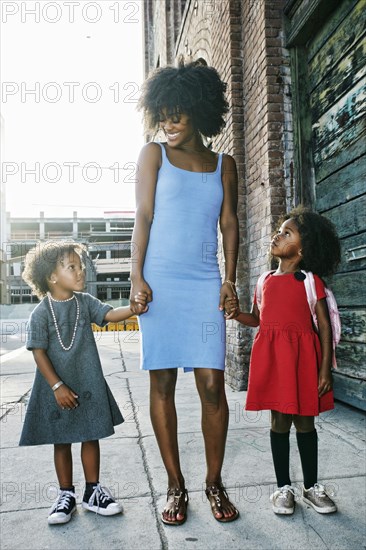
[47, 293, 80, 351]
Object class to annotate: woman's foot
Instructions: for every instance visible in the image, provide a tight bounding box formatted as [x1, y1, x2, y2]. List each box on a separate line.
[161, 488, 189, 526]
[205, 483, 239, 523]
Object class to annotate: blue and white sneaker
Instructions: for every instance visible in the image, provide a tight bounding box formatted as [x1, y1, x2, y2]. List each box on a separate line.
[82, 483, 123, 516]
[48, 489, 76, 525]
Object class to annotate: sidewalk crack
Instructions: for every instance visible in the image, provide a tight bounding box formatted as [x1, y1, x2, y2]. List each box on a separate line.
[118, 340, 168, 550]
[0, 390, 30, 421]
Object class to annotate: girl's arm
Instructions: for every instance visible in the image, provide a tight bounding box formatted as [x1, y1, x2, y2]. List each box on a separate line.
[129, 143, 160, 314]
[32, 349, 79, 409]
[219, 154, 239, 316]
[315, 298, 333, 397]
[235, 303, 260, 327]
[104, 292, 148, 322]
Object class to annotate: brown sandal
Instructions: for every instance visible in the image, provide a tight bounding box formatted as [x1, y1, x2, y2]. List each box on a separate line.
[161, 488, 189, 526]
[205, 484, 239, 523]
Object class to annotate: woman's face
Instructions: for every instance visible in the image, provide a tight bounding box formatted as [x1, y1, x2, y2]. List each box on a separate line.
[159, 109, 196, 146]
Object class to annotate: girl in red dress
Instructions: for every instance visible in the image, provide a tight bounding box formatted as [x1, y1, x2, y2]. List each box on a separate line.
[233, 206, 340, 516]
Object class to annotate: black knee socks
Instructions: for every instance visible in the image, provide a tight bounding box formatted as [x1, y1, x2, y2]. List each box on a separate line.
[271, 429, 318, 489]
[270, 430, 291, 487]
[296, 429, 318, 489]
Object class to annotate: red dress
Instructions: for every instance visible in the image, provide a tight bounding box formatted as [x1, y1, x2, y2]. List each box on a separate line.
[245, 273, 334, 416]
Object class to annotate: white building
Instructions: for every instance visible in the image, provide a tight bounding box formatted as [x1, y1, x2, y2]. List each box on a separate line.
[6, 210, 134, 304]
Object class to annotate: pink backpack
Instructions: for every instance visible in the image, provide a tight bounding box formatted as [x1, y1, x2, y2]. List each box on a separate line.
[255, 270, 341, 368]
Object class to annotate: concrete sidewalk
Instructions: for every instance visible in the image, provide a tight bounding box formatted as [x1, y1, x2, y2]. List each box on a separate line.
[0, 330, 365, 550]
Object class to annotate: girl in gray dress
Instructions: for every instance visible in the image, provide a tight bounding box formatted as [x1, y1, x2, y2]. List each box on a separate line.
[20, 241, 147, 525]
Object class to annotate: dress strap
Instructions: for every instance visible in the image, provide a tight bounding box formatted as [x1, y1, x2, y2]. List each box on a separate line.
[217, 152, 223, 174]
[157, 142, 166, 160]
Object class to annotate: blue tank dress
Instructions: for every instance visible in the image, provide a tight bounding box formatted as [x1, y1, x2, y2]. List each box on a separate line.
[139, 142, 225, 372]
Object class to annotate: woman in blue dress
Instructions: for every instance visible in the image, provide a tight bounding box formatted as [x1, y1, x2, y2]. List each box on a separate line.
[130, 62, 239, 525]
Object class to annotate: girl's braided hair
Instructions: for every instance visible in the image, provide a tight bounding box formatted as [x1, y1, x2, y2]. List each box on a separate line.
[138, 62, 229, 137]
[22, 241, 86, 299]
[278, 205, 341, 277]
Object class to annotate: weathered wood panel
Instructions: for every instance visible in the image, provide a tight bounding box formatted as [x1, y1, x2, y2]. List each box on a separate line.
[336, 343, 366, 378]
[312, 78, 366, 182]
[284, 0, 354, 48]
[338, 233, 366, 272]
[339, 308, 366, 343]
[307, 0, 359, 61]
[286, 0, 366, 410]
[316, 156, 366, 211]
[330, 270, 366, 307]
[310, 35, 366, 121]
[308, 0, 366, 91]
[333, 371, 366, 410]
[315, 141, 365, 183]
[324, 196, 366, 239]
[289, 47, 316, 205]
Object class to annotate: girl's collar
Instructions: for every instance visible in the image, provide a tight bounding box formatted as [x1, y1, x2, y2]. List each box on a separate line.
[272, 271, 306, 281]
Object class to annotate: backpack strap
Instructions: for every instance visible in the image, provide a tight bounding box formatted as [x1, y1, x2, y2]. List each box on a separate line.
[302, 270, 317, 319]
[302, 270, 340, 368]
[324, 288, 341, 345]
[255, 271, 274, 310]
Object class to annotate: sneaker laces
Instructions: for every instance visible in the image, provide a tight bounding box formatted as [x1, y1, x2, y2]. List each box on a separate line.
[278, 485, 296, 499]
[87, 483, 114, 513]
[50, 489, 76, 514]
[312, 483, 334, 498]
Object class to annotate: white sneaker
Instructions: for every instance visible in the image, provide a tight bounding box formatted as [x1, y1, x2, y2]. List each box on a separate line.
[82, 483, 123, 516]
[48, 489, 76, 525]
[270, 485, 296, 515]
[302, 483, 337, 513]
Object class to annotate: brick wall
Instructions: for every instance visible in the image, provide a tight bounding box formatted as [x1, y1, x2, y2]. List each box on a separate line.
[141, 0, 294, 390]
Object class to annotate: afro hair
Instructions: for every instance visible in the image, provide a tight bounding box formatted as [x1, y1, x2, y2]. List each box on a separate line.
[277, 206, 341, 278]
[22, 241, 86, 299]
[138, 62, 229, 137]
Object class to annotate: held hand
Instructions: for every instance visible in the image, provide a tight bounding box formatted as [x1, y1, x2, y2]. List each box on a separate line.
[133, 291, 149, 314]
[130, 280, 152, 315]
[318, 369, 333, 397]
[224, 296, 240, 319]
[219, 281, 239, 319]
[54, 384, 79, 410]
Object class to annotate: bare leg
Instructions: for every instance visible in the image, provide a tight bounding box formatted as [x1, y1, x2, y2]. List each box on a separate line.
[81, 440, 100, 483]
[194, 368, 238, 520]
[149, 369, 186, 523]
[54, 443, 73, 488]
[293, 415, 315, 433]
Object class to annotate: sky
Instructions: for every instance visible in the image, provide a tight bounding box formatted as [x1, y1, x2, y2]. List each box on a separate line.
[1, 0, 144, 218]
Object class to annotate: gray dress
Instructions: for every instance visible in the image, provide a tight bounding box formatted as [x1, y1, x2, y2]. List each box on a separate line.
[19, 293, 124, 446]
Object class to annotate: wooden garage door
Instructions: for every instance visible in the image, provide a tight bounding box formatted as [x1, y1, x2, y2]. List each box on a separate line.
[285, 0, 366, 409]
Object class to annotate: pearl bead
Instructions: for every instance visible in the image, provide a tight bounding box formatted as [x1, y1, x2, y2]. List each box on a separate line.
[47, 294, 79, 351]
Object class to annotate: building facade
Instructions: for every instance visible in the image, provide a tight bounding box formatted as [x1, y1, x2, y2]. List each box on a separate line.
[142, 0, 366, 409]
[6, 211, 134, 305]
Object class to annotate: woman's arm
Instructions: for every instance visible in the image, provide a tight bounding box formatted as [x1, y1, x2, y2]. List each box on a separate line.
[315, 298, 333, 397]
[129, 143, 161, 313]
[219, 154, 239, 313]
[32, 349, 79, 409]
